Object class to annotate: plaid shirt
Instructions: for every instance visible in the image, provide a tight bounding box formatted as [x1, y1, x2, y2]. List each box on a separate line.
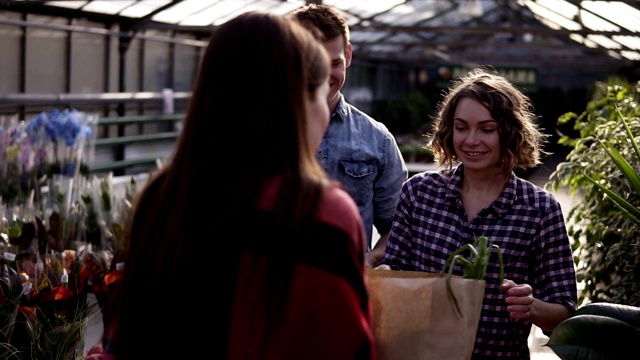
[380, 164, 577, 359]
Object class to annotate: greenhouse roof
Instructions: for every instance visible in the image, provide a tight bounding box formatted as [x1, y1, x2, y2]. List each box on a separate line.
[2, 0, 639, 70]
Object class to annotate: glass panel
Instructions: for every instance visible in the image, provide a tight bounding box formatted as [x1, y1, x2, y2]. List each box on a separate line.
[108, 23, 119, 93]
[0, 11, 22, 95]
[70, 19, 105, 93]
[142, 29, 170, 92]
[81, 1, 136, 15]
[526, 1, 582, 31]
[120, 0, 172, 18]
[620, 50, 640, 61]
[44, 1, 88, 10]
[580, 9, 619, 32]
[124, 37, 141, 92]
[152, 0, 217, 24]
[180, 0, 239, 26]
[25, 15, 66, 93]
[613, 35, 640, 50]
[584, 1, 640, 32]
[174, 39, 199, 92]
[586, 34, 622, 49]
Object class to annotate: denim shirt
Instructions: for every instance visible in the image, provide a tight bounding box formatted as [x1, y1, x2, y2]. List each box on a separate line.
[316, 94, 408, 249]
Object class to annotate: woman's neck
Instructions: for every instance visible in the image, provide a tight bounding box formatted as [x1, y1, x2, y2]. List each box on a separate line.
[461, 168, 508, 194]
[460, 168, 509, 222]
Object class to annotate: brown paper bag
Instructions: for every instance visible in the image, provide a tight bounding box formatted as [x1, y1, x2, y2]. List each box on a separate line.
[366, 268, 485, 360]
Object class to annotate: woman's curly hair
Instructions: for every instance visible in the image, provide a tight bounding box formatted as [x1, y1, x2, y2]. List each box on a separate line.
[430, 66, 549, 177]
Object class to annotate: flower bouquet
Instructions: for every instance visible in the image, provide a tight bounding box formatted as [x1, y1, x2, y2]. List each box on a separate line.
[1, 249, 98, 360]
[0, 109, 96, 208]
[0, 256, 23, 347]
[0, 187, 134, 359]
[0, 108, 141, 359]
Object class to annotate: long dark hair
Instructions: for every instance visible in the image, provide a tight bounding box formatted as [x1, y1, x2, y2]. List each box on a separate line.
[109, 12, 330, 359]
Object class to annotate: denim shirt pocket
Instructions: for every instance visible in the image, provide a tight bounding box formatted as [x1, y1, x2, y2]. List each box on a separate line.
[339, 160, 376, 206]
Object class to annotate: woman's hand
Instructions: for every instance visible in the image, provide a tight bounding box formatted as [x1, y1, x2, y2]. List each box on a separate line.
[501, 279, 534, 321]
[84, 342, 116, 360]
[501, 278, 571, 331]
[365, 247, 385, 268]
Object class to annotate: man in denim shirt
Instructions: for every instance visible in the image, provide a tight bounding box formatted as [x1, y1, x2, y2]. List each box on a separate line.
[291, 4, 408, 266]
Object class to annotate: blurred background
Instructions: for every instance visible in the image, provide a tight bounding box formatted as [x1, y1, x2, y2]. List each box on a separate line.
[2, 2, 638, 358]
[1, 0, 639, 177]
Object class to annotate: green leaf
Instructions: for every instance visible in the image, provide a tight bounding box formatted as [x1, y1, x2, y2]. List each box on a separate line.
[441, 235, 503, 317]
[598, 138, 640, 196]
[584, 174, 640, 225]
[546, 314, 640, 360]
[573, 303, 640, 328]
[614, 103, 640, 161]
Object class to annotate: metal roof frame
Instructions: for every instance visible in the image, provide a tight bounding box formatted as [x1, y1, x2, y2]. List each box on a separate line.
[1, 0, 638, 70]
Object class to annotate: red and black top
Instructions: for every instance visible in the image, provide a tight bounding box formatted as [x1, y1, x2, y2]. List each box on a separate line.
[227, 178, 375, 359]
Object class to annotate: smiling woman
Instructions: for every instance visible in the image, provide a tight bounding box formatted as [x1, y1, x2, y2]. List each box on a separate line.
[379, 67, 578, 359]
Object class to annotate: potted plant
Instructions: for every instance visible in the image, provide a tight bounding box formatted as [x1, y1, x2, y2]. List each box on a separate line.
[547, 302, 640, 359]
[545, 81, 640, 359]
[547, 79, 640, 307]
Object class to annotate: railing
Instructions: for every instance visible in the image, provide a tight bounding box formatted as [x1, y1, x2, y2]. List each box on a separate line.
[0, 91, 439, 177]
[0, 91, 190, 176]
[0, 91, 191, 118]
[91, 113, 184, 175]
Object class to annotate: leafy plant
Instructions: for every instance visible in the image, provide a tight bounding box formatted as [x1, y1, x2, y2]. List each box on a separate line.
[82, 194, 101, 247]
[398, 143, 416, 162]
[0, 265, 22, 347]
[398, 143, 434, 163]
[584, 102, 640, 224]
[0, 300, 99, 360]
[546, 79, 640, 307]
[0, 251, 101, 360]
[371, 90, 433, 135]
[546, 302, 640, 359]
[441, 235, 504, 316]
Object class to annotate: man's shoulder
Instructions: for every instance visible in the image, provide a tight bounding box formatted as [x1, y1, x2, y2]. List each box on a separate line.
[342, 99, 375, 121]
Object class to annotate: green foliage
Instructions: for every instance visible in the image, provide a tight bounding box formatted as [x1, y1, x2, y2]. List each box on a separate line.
[0, 300, 99, 360]
[441, 236, 504, 316]
[0, 266, 22, 347]
[4, 222, 23, 241]
[371, 90, 433, 135]
[398, 142, 434, 163]
[546, 302, 640, 359]
[546, 79, 640, 307]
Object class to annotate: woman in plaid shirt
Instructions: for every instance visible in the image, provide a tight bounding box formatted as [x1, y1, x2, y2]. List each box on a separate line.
[379, 67, 578, 359]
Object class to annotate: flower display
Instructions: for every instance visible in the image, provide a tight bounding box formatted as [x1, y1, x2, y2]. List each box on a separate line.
[0, 109, 96, 206]
[0, 188, 136, 359]
[3, 249, 93, 360]
[0, 108, 147, 359]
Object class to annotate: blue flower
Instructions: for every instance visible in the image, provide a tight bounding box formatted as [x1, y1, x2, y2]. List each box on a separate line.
[25, 111, 47, 144]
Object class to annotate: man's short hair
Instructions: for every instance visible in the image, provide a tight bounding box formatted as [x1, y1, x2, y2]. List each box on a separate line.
[289, 3, 350, 51]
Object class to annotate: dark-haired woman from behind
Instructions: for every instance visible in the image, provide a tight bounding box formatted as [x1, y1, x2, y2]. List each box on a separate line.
[87, 11, 375, 360]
